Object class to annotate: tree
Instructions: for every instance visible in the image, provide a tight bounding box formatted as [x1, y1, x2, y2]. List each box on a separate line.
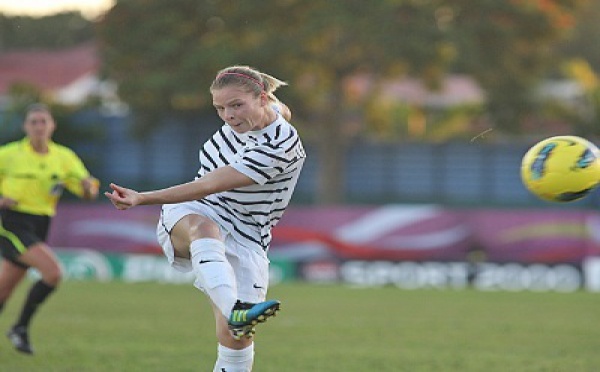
[451, 0, 587, 132]
[97, 0, 586, 203]
[0, 83, 102, 145]
[556, 0, 600, 72]
[98, 0, 451, 203]
[97, 1, 250, 135]
[0, 12, 94, 51]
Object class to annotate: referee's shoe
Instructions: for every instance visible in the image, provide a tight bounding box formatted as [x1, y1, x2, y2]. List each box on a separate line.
[7, 325, 34, 355]
[228, 300, 280, 340]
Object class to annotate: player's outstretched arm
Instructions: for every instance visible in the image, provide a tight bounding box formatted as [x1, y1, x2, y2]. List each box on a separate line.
[105, 165, 255, 210]
[105, 183, 142, 210]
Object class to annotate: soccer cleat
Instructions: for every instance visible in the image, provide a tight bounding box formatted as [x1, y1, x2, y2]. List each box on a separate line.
[7, 326, 34, 355]
[228, 300, 281, 340]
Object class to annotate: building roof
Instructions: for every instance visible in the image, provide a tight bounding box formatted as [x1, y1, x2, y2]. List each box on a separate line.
[0, 43, 98, 98]
[344, 73, 485, 107]
[382, 75, 485, 107]
[0, 44, 487, 109]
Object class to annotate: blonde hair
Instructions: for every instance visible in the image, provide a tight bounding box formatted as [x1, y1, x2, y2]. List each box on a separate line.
[211, 65, 287, 103]
[26, 103, 51, 115]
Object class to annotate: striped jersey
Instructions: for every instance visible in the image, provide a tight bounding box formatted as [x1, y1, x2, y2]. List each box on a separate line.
[195, 112, 305, 252]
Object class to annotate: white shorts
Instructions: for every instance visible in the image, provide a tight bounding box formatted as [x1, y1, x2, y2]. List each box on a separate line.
[156, 201, 269, 303]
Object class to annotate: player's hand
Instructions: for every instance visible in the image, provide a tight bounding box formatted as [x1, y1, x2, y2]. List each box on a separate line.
[0, 197, 17, 209]
[82, 177, 100, 200]
[104, 183, 142, 210]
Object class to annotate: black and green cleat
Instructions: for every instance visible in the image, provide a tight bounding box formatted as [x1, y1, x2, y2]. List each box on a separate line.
[228, 300, 280, 340]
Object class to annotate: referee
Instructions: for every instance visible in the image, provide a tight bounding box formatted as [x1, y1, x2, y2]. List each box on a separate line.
[0, 103, 99, 355]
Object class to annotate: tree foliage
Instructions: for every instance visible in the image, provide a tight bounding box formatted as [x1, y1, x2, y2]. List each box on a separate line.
[557, 0, 600, 72]
[0, 12, 94, 51]
[97, 0, 588, 203]
[451, 0, 588, 132]
[98, 0, 452, 201]
[0, 83, 101, 145]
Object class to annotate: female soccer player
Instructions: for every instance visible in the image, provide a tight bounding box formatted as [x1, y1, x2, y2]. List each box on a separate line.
[105, 65, 306, 371]
[0, 103, 99, 354]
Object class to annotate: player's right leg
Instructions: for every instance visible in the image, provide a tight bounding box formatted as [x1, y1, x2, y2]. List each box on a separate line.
[225, 239, 280, 341]
[228, 299, 281, 340]
[212, 300, 255, 372]
[179, 222, 281, 341]
[0, 259, 27, 314]
[169, 214, 254, 371]
[211, 298, 280, 371]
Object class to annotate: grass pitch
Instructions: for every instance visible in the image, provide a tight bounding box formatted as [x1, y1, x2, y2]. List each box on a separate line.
[0, 280, 598, 371]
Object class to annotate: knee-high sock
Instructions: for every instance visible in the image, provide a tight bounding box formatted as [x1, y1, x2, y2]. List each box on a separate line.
[213, 343, 254, 372]
[190, 238, 237, 318]
[15, 280, 56, 328]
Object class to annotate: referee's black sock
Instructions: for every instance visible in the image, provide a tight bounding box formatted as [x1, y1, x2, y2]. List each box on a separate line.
[14, 280, 56, 329]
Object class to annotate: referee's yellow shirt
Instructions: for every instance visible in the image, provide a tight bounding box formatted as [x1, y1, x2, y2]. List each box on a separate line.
[0, 138, 91, 216]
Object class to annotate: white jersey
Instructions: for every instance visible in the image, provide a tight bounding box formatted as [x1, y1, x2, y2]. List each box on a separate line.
[195, 113, 305, 252]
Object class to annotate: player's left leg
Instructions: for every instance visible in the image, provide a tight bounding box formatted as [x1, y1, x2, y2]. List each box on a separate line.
[170, 214, 239, 319]
[8, 242, 61, 354]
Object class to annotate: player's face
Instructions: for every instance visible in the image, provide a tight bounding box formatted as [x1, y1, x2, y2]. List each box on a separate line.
[212, 85, 266, 134]
[24, 111, 55, 142]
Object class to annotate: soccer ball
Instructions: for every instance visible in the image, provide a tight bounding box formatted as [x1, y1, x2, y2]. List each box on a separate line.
[521, 135, 600, 202]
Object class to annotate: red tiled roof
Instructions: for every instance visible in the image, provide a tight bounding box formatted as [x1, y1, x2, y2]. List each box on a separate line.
[382, 75, 484, 106]
[0, 43, 98, 95]
[344, 73, 485, 107]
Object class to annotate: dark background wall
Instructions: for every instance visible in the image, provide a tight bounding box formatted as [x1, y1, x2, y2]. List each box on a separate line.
[51, 110, 599, 208]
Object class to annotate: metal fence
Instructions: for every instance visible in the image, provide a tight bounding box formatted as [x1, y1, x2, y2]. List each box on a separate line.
[4, 110, 599, 208]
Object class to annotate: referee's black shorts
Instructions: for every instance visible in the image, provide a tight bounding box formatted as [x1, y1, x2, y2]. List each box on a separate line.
[0, 209, 51, 268]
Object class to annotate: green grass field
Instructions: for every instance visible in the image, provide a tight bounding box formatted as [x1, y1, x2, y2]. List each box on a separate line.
[0, 280, 598, 371]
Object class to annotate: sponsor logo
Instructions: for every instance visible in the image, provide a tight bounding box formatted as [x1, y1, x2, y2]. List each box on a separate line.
[530, 143, 556, 180]
[340, 261, 582, 292]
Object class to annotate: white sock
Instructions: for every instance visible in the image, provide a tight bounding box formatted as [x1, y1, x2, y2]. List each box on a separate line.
[190, 238, 237, 318]
[213, 343, 254, 372]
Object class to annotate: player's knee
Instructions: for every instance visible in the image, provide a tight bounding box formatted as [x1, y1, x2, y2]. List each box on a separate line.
[186, 216, 221, 240]
[42, 266, 62, 286]
[170, 215, 221, 251]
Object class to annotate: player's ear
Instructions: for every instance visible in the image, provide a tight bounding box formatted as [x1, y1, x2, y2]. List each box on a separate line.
[260, 91, 269, 106]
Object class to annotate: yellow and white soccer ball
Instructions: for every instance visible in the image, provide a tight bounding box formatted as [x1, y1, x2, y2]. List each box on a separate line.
[521, 135, 600, 202]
